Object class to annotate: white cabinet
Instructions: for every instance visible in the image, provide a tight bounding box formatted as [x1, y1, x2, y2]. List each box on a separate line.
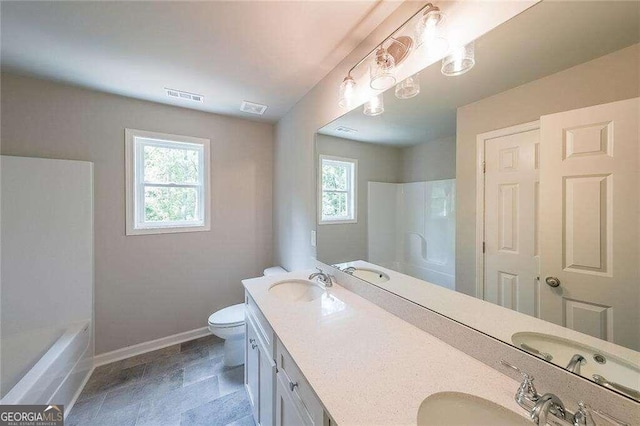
[275, 373, 309, 426]
[275, 340, 325, 426]
[245, 293, 276, 426]
[245, 317, 260, 420]
[259, 342, 276, 425]
[245, 291, 328, 426]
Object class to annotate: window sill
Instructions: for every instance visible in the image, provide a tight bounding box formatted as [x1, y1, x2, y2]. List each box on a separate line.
[318, 219, 358, 225]
[126, 223, 210, 236]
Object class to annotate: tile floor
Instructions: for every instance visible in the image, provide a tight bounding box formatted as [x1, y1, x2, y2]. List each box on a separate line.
[67, 335, 255, 426]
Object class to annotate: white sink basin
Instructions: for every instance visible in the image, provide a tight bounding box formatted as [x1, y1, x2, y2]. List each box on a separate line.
[351, 268, 390, 284]
[268, 279, 325, 302]
[417, 392, 529, 426]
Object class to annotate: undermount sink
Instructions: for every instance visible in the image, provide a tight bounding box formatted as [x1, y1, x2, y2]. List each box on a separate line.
[417, 392, 529, 426]
[350, 268, 390, 284]
[268, 279, 325, 302]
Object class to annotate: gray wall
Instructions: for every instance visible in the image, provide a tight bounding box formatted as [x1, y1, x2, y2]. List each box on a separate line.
[455, 44, 640, 297]
[316, 134, 401, 265]
[1, 73, 274, 354]
[401, 135, 456, 183]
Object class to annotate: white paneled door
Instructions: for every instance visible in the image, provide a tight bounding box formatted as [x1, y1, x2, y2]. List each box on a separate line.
[539, 98, 639, 350]
[483, 126, 540, 316]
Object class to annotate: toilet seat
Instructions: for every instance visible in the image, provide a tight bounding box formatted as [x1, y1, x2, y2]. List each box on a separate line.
[208, 303, 245, 328]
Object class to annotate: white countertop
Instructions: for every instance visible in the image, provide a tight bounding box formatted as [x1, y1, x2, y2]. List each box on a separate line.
[242, 270, 528, 425]
[337, 260, 640, 370]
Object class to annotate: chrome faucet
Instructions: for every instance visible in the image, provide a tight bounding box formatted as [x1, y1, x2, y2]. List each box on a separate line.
[342, 266, 356, 274]
[566, 354, 586, 374]
[531, 393, 566, 425]
[309, 268, 333, 287]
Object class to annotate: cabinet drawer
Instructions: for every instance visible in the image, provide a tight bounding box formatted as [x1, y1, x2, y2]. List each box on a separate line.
[276, 340, 324, 425]
[246, 291, 275, 356]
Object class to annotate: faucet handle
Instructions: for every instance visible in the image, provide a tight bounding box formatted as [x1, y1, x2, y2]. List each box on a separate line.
[501, 360, 538, 402]
[573, 402, 596, 426]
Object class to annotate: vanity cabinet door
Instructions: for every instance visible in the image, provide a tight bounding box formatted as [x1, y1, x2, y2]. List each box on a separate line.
[245, 318, 260, 421]
[275, 373, 308, 426]
[246, 312, 276, 426]
[258, 345, 276, 426]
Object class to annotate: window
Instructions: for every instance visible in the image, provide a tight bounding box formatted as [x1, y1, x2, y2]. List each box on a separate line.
[319, 155, 357, 224]
[125, 129, 210, 235]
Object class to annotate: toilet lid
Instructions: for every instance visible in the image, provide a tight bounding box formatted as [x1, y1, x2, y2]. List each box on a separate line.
[208, 303, 245, 327]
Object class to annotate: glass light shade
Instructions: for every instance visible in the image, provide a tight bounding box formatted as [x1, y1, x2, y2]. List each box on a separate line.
[395, 74, 420, 99]
[363, 93, 384, 116]
[338, 76, 356, 109]
[415, 8, 447, 55]
[369, 49, 396, 90]
[441, 42, 475, 76]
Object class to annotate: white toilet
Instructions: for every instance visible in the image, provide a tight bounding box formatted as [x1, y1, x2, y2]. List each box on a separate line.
[208, 266, 286, 366]
[208, 303, 246, 366]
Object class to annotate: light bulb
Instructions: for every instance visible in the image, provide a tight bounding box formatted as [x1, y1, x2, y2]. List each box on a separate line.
[441, 42, 475, 76]
[363, 93, 384, 116]
[338, 76, 356, 109]
[415, 7, 447, 56]
[370, 48, 396, 90]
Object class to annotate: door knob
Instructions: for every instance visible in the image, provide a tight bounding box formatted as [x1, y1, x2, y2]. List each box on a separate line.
[545, 277, 561, 288]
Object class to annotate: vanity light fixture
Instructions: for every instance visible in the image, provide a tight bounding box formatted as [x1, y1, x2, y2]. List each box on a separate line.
[363, 93, 384, 116]
[337, 2, 443, 110]
[441, 42, 475, 76]
[395, 73, 420, 99]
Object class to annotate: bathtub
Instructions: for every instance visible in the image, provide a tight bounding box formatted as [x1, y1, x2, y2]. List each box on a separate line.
[1, 320, 93, 412]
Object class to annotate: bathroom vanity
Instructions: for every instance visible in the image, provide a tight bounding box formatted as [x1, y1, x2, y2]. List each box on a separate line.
[242, 271, 530, 425]
[244, 277, 328, 426]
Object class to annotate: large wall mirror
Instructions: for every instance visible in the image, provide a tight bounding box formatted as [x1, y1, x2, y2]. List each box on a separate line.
[315, 1, 640, 401]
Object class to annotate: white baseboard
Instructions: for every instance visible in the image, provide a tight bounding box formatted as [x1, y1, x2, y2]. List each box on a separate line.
[93, 327, 210, 367]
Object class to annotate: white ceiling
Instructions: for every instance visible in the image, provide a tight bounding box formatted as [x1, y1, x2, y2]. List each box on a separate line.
[0, 1, 403, 122]
[319, 1, 640, 146]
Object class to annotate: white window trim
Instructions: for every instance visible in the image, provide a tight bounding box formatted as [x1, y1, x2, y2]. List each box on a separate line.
[125, 128, 211, 236]
[318, 154, 358, 225]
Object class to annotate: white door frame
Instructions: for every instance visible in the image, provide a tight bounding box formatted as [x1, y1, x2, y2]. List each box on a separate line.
[475, 120, 540, 300]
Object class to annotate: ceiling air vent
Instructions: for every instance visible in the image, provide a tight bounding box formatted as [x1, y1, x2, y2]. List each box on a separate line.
[335, 126, 358, 134]
[165, 88, 204, 103]
[240, 101, 268, 115]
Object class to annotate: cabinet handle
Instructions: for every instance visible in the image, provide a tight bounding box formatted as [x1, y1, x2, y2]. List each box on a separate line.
[289, 381, 298, 392]
[252, 343, 257, 350]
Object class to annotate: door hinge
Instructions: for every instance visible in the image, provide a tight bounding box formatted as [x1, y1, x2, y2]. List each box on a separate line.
[483, 242, 486, 253]
[482, 161, 486, 173]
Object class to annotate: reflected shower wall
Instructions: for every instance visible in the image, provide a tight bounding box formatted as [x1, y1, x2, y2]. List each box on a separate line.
[1, 156, 94, 406]
[368, 179, 455, 289]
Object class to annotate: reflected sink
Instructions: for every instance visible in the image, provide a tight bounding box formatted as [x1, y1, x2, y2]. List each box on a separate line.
[512, 332, 640, 399]
[268, 279, 325, 302]
[417, 392, 529, 426]
[349, 268, 390, 284]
